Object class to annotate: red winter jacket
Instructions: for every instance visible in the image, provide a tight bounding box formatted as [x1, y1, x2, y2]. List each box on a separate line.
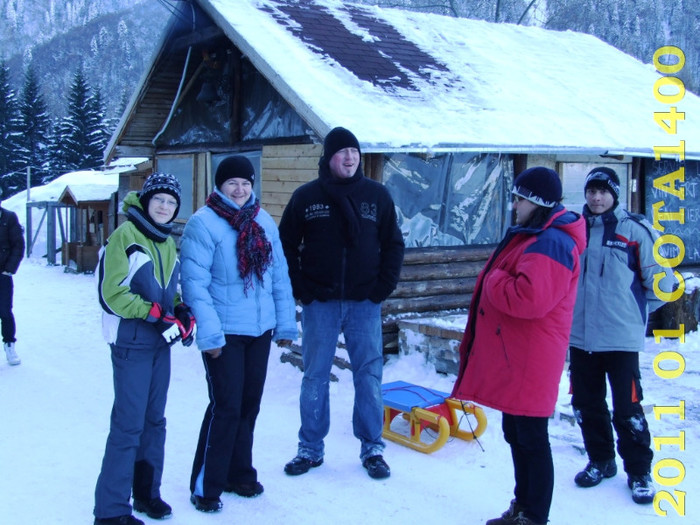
[451, 206, 586, 417]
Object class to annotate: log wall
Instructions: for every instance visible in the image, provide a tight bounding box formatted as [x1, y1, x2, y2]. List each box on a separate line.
[381, 245, 494, 352]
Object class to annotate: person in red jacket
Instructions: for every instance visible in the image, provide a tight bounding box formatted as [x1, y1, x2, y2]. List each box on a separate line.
[452, 167, 586, 525]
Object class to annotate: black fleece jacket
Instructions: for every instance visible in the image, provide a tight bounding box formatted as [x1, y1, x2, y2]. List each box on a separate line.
[279, 166, 404, 305]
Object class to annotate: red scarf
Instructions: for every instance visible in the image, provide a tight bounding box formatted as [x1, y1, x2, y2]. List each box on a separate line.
[206, 192, 272, 294]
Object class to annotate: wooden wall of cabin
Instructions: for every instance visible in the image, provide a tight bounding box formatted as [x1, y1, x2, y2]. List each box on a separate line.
[261, 143, 321, 223]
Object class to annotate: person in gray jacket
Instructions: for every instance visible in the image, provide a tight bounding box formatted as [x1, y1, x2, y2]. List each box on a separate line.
[181, 156, 297, 513]
[569, 167, 672, 505]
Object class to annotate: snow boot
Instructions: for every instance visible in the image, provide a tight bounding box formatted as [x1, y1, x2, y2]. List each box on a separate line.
[284, 455, 323, 476]
[628, 474, 656, 504]
[485, 499, 524, 524]
[4, 342, 20, 365]
[574, 458, 617, 487]
[363, 455, 391, 479]
[132, 497, 172, 519]
[190, 494, 222, 512]
[94, 515, 144, 525]
[224, 481, 264, 497]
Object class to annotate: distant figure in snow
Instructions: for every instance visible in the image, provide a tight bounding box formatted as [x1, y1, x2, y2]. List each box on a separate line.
[0, 188, 24, 366]
[569, 167, 674, 505]
[451, 167, 586, 525]
[94, 172, 196, 525]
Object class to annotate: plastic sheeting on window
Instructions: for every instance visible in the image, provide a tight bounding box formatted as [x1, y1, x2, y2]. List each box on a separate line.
[157, 59, 310, 147]
[384, 153, 513, 247]
[241, 63, 311, 140]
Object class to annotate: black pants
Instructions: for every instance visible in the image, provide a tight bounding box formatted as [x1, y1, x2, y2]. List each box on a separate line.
[502, 413, 553, 524]
[190, 331, 272, 498]
[0, 274, 16, 343]
[570, 347, 653, 476]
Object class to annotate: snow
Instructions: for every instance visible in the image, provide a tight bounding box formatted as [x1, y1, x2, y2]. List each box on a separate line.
[200, 0, 700, 159]
[0, 172, 697, 524]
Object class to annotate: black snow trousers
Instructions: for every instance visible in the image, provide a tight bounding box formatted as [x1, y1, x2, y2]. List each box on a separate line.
[502, 413, 553, 525]
[190, 331, 272, 499]
[569, 346, 653, 477]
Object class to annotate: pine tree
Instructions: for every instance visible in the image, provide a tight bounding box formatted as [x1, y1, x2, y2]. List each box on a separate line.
[16, 63, 51, 188]
[58, 64, 106, 172]
[0, 61, 22, 190]
[85, 87, 109, 168]
[46, 118, 70, 180]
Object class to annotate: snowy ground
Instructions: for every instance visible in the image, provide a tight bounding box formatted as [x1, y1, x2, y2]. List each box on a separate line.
[0, 259, 697, 524]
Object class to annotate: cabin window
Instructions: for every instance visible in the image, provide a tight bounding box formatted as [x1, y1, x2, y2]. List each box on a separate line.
[384, 153, 513, 247]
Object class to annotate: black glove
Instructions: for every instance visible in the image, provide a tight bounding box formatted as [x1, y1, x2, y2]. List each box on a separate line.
[174, 303, 197, 347]
[147, 303, 183, 345]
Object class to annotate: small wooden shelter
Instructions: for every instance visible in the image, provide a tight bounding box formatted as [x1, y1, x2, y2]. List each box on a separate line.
[58, 182, 118, 273]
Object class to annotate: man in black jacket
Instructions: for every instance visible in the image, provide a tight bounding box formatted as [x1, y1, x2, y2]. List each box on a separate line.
[279, 127, 404, 480]
[0, 190, 25, 365]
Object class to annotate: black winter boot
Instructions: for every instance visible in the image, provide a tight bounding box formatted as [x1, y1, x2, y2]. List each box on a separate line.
[133, 497, 172, 519]
[574, 458, 617, 487]
[628, 474, 656, 504]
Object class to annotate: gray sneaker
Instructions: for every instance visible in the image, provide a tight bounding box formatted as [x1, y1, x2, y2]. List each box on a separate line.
[4, 342, 20, 365]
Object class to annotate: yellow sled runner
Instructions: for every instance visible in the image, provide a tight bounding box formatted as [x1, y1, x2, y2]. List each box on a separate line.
[382, 381, 487, 454]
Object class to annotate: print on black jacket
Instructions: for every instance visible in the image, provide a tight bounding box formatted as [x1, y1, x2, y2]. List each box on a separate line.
[279, 160, 404, 305]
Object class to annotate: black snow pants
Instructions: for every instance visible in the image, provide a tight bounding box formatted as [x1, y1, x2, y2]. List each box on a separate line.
[569, 346, 653, 477]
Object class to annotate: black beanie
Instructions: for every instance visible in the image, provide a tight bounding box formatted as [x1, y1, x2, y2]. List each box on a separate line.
[215, 156, 255, 189]
[585, 167, 620, 203]
[139, 172, 181, 222]
[323, 127, 361, 159]
[512, 167, 562, 208]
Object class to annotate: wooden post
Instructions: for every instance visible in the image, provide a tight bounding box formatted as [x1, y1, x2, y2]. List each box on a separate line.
[46, 203, 56, 265]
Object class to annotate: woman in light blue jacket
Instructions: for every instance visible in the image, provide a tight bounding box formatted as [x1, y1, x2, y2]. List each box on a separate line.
[181, 156, 297, 513]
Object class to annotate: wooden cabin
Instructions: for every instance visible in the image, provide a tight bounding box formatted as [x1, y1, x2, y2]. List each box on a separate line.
[58, 182, 118, 273]
[105, 0, 700, 351]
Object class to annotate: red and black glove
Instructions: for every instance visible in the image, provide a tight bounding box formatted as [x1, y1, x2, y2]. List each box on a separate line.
[174, 303, 197, 347]
[147, 302, 184, 345]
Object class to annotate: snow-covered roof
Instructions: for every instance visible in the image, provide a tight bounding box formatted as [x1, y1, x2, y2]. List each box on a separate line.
[111, 0, 700, 159]
[58, 183, 117, 205]
[201, 0, 700, 158]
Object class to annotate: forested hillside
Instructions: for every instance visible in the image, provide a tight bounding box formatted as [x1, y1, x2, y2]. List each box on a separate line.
[1, 0, 696, 125]
[1, 0, 168, 120]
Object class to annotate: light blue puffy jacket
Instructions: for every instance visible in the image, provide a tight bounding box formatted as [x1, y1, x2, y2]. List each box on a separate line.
[569, 205, 674, 352]
[180, 189, 298, 351]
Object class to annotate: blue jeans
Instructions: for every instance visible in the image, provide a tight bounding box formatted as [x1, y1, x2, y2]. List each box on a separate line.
[297, 299, 385, 462]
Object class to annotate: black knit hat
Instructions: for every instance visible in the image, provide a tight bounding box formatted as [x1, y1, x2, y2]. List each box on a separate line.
[215, 156, 255, 189]
[585, 167, 620, 204]
[139, 172, 181, 222]
[512, 167, 562, 208]
[323, 127, 361, 159]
